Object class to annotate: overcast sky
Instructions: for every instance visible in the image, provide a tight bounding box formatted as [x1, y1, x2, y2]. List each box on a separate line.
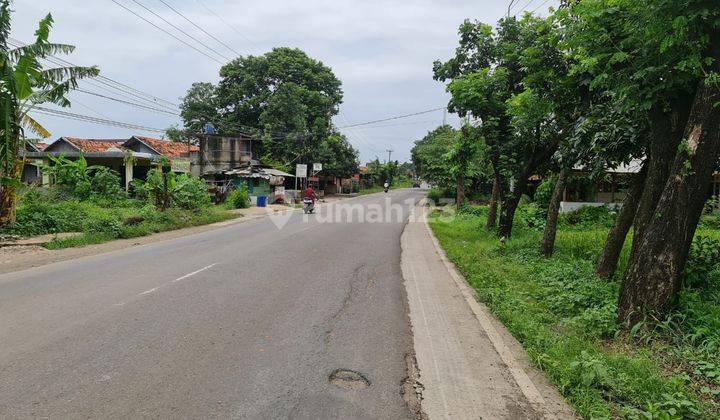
[13, 0, 558, 163]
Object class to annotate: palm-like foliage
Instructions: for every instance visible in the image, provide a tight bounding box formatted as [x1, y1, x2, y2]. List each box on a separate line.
[0, 0, 98, 225]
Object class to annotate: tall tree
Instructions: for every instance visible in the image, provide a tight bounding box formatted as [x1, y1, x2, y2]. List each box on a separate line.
[315, 133, 359, 179]
[562, 0, 698, 281]
[411, 125, 456, 189]
[0, 3, 98, 226]
[215, 47, 343, 164]
[442, 16, 566, 237]
[617, 0, 720, 325]
[445, 125, 485, 209]
[179, 82, 218, 135]
[562, 0, 720, 323]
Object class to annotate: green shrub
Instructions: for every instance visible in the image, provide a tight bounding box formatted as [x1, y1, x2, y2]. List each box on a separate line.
[458, 203, 487, 217]
[84, 214, 123, 237]
[228, 184, 250, 209]
[11, 199, 88, 235]
[174, 174, 211, 210]
[514, 203, 545, 230]
[560, 205, 616, 228]
[685, 236, 720, 289]
[535, 176, 557, 215]
[131, 178, 150, 201]
[427, 188, 443, 204]
[89, 167, 125, 200]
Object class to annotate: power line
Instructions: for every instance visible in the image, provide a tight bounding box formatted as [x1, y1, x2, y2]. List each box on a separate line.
[80, 79, 181, 113]
[75, 89, 180, 116]
[342, 118, 443, 130]
[9, 37, 181, 110]
[531, 0, 554, 13]
[194, 0, 258, 49]
[156, 0, 242, 57]
[109, 0, 225, 64]
[337, 107, 447, 129]
[507, 0, 519, 17]
[127, 0, 232, 61]
[31, 106, 167, 133]
[513, 0, 537, 15]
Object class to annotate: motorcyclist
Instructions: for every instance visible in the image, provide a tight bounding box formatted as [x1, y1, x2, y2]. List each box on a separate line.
[383, 181, 389, 193]
[305, 185, 317, 203]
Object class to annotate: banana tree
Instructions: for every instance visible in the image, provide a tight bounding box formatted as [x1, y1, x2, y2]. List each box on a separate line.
[0, 0, 98, 226]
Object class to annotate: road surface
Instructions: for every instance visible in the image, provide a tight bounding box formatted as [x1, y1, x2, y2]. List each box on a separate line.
[0, 190, 425, 419]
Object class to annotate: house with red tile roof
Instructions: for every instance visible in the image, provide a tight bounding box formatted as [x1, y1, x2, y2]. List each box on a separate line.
[22, 136, 202, 190]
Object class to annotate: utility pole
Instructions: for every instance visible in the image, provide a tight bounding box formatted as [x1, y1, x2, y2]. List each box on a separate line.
[443, 109, 447, 126]
[386, 149, 393, 164]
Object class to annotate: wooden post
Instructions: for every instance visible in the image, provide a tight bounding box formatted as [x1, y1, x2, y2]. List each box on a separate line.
[125, 160, 134, 192]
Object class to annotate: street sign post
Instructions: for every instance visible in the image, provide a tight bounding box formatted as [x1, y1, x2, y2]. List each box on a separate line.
[295, 164, 308, 192]
[313, 163, 322, 172]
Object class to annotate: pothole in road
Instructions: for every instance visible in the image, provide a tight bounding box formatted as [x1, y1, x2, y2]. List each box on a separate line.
[329, 369, 371, 390]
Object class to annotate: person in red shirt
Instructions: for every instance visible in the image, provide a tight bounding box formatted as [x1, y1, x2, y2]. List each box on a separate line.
[305, 185, 316, 203]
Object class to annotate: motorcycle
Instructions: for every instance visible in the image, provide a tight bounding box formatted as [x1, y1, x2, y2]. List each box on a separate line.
[383, 187, 389, 193]
[302, 197, 315, 214]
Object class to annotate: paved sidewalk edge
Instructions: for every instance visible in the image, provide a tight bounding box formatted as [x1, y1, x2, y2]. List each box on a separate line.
[419, 204, 576, 419]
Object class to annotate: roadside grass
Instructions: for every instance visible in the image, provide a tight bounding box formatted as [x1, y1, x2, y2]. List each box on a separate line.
[1, 191, 237, 249]
[429, 207, 720, 419]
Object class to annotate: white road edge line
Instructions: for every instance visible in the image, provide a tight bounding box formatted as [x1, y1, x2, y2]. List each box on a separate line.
[171, 263, 217, 283]
[421, 204, 549, 413]
[136, 263, 217, 296]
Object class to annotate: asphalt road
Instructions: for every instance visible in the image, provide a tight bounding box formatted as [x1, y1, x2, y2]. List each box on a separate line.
[0, 189, 426, 419]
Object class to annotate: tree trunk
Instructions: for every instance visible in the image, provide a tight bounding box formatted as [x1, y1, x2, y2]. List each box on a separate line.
[486, 177, 500, 230]
[0, 159, 23, 227]
[498, 179, 526, 238]
[539, 168, 569, 257]
[456, 174, 465, 211]
[633, 99, 693, 245]
[594, 163, 648, 278]
[618, 76, 720, 327]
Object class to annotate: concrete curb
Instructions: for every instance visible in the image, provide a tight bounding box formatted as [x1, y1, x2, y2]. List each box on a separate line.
[419, 205, 575, 419]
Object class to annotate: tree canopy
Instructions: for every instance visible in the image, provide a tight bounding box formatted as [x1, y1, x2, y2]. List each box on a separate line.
[434, 0, 720, 324]
[179, 47, 345, 168]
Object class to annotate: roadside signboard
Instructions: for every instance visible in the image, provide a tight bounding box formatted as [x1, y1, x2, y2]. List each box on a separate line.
[296, 164, 307, 178]
[313, 163, 323, 172]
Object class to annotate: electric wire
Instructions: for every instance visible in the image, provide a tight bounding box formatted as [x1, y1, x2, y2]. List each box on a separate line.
[194, 0, 258, 49]
[531, 0, 554, 13]
[127, 0, 232, 62]
[337, 107, 447, 129]
[9, 37, 181, 111]
[31, 106, 168, 133]
[109, 0, 225, 64]
[156, 0, 242, 57]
